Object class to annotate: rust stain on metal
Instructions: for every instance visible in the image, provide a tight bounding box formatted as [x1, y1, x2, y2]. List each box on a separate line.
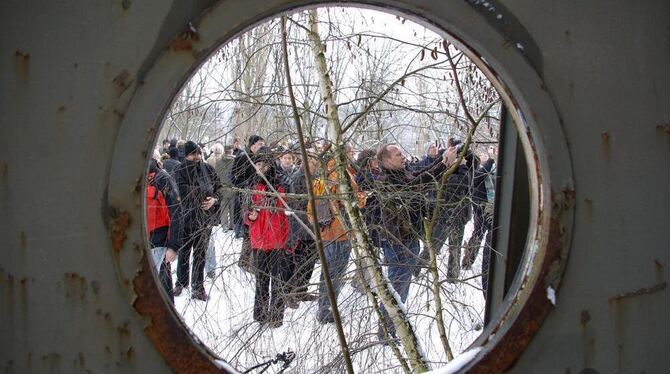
[112, 109, 125, 119]
[110, 208, 131, 254]
[471, 191, 568, 373]
[600, 131, 611, 159]
[14, 50, 30, 79]
[580, 310, 591, 327]
[608, 281, 667, 303]
[133, 175, 142, 195]
[117, 321, 131, 338]
[14, 50, 30, 60]
[121, 0, 131, 11]
[656, 124, 670, 139]
[57, 105, 66, 113]
[170, 24, 200, 52]
[601, 131, 610, 143]
[131, 250, 223, 373]
[63, 272, 88, 300]
[112, 70, 134, 97]
[123, 347, 135, 361]
[562, 187, 576, 208]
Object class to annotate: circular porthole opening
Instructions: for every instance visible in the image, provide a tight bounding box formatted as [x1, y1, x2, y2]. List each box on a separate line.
[127, 2, 570, 373]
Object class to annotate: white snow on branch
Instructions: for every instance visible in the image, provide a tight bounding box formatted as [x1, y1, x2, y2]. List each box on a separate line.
[426, 347, 482, 374]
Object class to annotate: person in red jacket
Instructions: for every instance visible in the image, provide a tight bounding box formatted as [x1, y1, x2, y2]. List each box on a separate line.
[246, 149, 291, 327]
[146, 159, 181, 304]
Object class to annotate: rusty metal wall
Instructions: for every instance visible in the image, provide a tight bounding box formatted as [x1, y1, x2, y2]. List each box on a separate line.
[0, 0, 668, 373]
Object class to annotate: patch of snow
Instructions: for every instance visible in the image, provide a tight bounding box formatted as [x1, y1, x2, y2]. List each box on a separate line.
[426, 347, 483, 374]
[546, 286, 556, 306]
[173, 220, 488, 372]
[215, 359, 240, 373]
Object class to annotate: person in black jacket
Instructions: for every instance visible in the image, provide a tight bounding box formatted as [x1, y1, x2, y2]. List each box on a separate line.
[163, 147, 181, 176]
[354, 149, 383, 248]
[410, 141, 440, 172]
[173, 141, 224, 301]
[426, 150, 476, 281]
[463, 157, 495, 269]
[284, 150, 320, 308]
[230, 135, 265, 271]
[375, 143, 457, 338]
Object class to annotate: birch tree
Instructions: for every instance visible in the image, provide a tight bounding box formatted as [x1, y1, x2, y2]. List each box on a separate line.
[155, 6, 502, 373]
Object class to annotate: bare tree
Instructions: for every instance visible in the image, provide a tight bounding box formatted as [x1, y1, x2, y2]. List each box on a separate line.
[154, 6, 501, 374]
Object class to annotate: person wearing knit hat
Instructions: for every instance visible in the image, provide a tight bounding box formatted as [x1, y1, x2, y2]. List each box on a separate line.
[183, 140, 200, 157]
[172, 140, 223, 301]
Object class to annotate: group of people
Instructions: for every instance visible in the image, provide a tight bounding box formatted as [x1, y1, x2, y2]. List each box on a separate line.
[145, 134, 497, 337]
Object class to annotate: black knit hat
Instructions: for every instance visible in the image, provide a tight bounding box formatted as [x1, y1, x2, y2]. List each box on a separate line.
[184, 140, 200, 156]
[248, 135, 264, 148]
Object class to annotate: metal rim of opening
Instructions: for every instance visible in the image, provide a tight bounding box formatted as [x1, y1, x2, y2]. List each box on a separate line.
[106, 1, 574, 372]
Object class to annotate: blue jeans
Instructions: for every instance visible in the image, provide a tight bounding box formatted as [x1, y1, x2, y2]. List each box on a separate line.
[379, 239, 420, 334]
[205, 226, 219, 274]
[318, 240, 352, 319]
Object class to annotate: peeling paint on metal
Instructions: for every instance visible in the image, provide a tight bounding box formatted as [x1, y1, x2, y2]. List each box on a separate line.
[608, 282, 667, 303]
[130, 250, 228, 373]
[109, 208, 131, 254]
[170, 23, 200, 52]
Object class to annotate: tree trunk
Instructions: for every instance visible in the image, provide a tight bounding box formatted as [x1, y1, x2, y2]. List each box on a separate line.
[307, 9, 430, 373]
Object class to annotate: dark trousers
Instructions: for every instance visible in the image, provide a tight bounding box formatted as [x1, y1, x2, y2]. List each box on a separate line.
[158, 261, 174, 304]
[233, 192, 244, 238]
[431, 209, 468, 280]
[317, 240, 352, 319]
[253, 250, 292, 323]
[464, 203, 492, 266]
[287, 240, 317, 295]
[379, 239, 420, 335]
[238, 225, 253, 271]
[177, 225, 212, 292]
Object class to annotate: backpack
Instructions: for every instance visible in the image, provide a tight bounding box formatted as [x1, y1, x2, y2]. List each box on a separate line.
[146, 172, 170, 234]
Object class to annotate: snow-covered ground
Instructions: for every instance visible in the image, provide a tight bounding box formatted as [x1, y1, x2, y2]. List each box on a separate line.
[172, 221, 486, 373]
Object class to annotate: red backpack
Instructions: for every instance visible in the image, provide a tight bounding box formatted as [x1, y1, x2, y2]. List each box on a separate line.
[146, 172, 170, 234]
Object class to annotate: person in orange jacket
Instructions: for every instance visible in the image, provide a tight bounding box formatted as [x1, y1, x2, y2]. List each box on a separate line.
[315, 156, 366, 323]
